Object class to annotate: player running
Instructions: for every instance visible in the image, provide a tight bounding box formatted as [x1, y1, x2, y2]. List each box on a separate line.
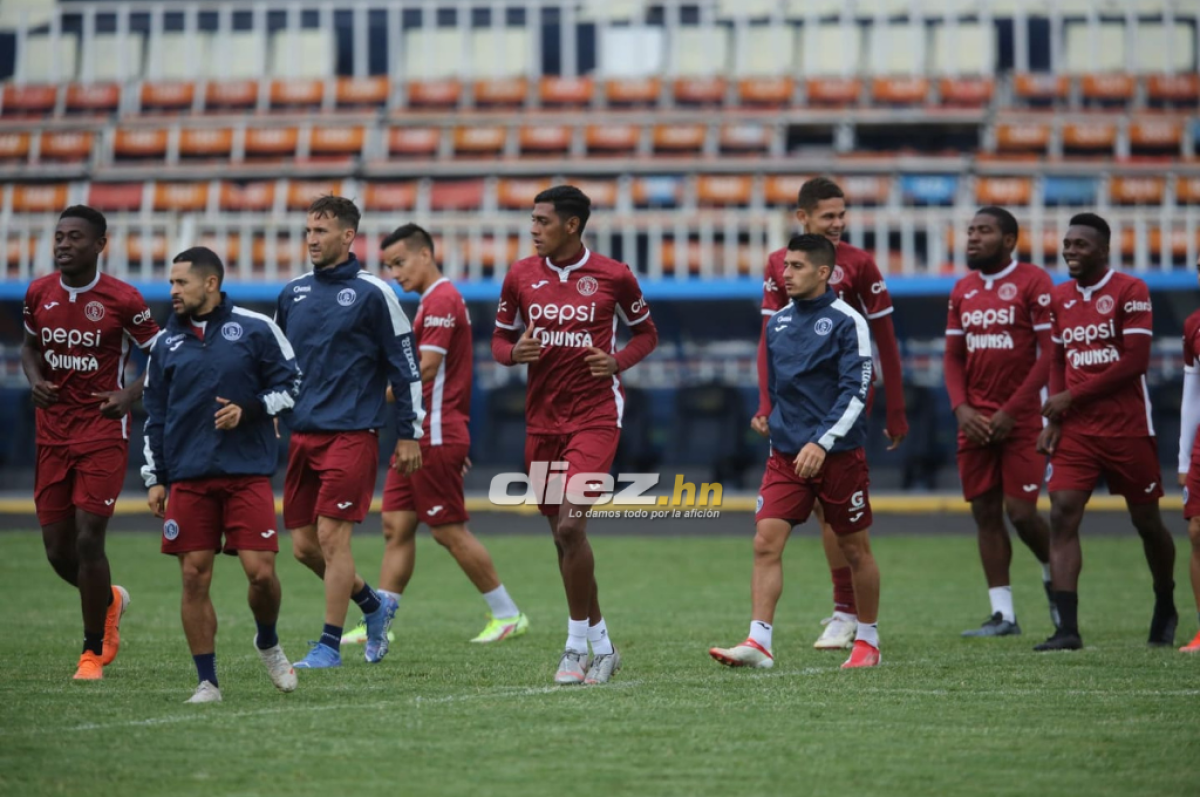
[753, 177, 907, 651]
[143, 247, 300, 702]
[711, 234, 883, 670]
[21, 205, 159, 680]
[492, 185, 658, 685]
[275, 196, 424, 669]
[945, 207, 1056, 637]
[341, 224, 528, 648]
[1035, 212, 1177, 651]
[1176, 259, 1200, 653]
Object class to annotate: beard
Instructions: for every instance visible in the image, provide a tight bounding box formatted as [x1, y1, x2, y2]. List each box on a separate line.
[966, 249, 1005, 271]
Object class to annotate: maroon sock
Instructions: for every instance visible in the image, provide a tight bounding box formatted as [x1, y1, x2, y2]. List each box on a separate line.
[832, 567, 856, 615]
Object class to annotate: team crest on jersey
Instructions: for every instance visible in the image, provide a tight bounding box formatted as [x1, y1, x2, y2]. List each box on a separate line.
[163, 519, 180, 541]
[221, 322, 243, 341]
[337, 288, 357, 307]
[998, 283, 1018, 301]
[84, 301, 105, 322]
[1038, 293, 1051, 306]
[576, 276, 598, 296]
[1095, 295, 1115, 315]
[756, 495, 764, 513]
[814, 318, 834, 336]
[830, 266, 845, 285]
[1045, 463, 1053, 483]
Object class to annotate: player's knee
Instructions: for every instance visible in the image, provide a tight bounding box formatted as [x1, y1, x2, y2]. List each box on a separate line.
[1003, 498, 1037, 527]
[552, 515, 587, 549]
[292, 539, 322, 568]
[1049, 503, 1082, 536]
[74, 529, 106, 563]
[245, 566, 276, 592]
[1132, 514, 1169, 540]
[430, 524, 466, 553]
[1187, 517, 1200, 546]
[180, 563, 212, 596]
[382, 519, 416, 547]
[43, 537, 72, 569]
[752, 531, 784, 561]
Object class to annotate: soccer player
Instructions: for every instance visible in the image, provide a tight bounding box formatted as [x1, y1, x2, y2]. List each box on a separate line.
[492, 185, 658, 684]
[1035, 212, 1177, 651]
[143, 247, 300, 703]
[752, 177, 907, 651]
[1176, 261, 1200, 653]
[945, 207, 1056, 636]
[711, 233, 882, 670]
[341, 224, 528, 647]
[21, 205, 159, 680]
[275, 196, 424, 669]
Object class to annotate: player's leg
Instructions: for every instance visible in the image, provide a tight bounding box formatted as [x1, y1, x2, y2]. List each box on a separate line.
[549, 496, 604, 683]
[430, 522, 528, 643]
[36, 444, 79, 586]
[814, 502, 858, 650]
[380, 511, 419, 597]
[1003, 432, 1056, 626]
[178, 549, 221, 702]
[834, 527, 882, 668]
[73, 443, 131, 668]
[1127, 500, 1178, 646]
[1183, 516, 1200, 652]
[962, 487, 1023, 636]
[1033, 489, 1088, 650]
[283, 429, 324, 578]
[41, 518, 79, 585]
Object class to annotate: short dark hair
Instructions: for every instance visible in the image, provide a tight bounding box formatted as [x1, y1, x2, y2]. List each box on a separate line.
[975, 206, 1019, 239]
[59, 205, 107, 238]
[787, 233, 837, 269]
[381, 223, 436, 260]
[1068, 212, 1111, 246]
[307, 195, 361, 232]
[797, 177, 845, 213]
[173, 246, 225, 287]
[534, 185, 592, 234]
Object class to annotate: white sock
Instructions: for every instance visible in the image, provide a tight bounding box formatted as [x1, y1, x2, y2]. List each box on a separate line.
[989, 586, 1015, 623]
[482, 585, 519, 619]
[1041, 563, 1052, 583]
[379, 589, 402, 607]
[856, 621, 879, 648]
[566, 618, 588, 653]
[588, 618, 614, 655]
[748, 620, 773, 651]
[832, 610, 857, 623]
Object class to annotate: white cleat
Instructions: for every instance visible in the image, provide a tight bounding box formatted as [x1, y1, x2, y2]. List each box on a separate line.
[254, 636, 298, 693]
[185, 680, 222, 704]
[709, 639, 775, 669]
[554, 649, 590, 685]
[814, 614, 857, 650]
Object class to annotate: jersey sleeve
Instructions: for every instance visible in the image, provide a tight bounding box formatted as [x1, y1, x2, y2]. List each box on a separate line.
[945, 287, 963, 336]
[1049, 291, 1063, 344]
[418, 291, 456, 354]
[854, 256, 894, 320]
[1185, 316, 1198, 372]
[615, 265, 652, 327]
[22, 283, 39, 337]
[495, 270, 522, 331]
[1027, 270, 1055, 332]
[123, 286, 160, 350]
[761, 254, 788, 315]
[140, 339, 168, 488]
[1121, 279, 1153, 337]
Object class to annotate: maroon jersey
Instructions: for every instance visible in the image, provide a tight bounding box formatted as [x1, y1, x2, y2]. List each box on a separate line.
[495, 248, 651, 434]
[1049, 270, 1154, 438]
[761, 240, 894, 320]
[415, 277, 471, 447]
[23, 271, 160, 445]
[945, 260, 1054, 425]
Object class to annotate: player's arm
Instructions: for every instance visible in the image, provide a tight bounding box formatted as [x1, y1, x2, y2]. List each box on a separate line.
[796, 317, 873, 478]
[235, 319, 301, 426]
[140, 341, 169, 516]
[594, 271, 657, 376]
[21, 329, 59, 409]
[1179, 331, 1200, 485]
[857, 259, 907, 446]
[943, 288, 990, 444]
[995, 277, 1055, 441]
[96, 293, 160, 417]
[1038, 335, 1066, 455]
[370, 286, 424, 475]
[755, 258, 787, 424]
[492, 270, 534, 365]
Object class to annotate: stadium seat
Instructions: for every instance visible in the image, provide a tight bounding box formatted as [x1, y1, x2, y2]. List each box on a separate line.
[146, 32, 213, 81]
[287, 180, 342, 210]
[940, 77, 994, 107]
[474, 78, 528, 109]
[270, 29, 334, 79]
[1178, 177, 1200, 205]
[11, 184, 69, 214]
[1062, 121, 1117, 157]
[407, 79, 462, 109]
[205, 80, 260, 113]
[841, 175, 891, 206]
[975, 176, 1033, 206]
[220, 181, 276, 212]
[737, 77, 794, 108]
[1065, 22, 1126, 74]
[673, 77, 726, 106]
[539, 76, 593, 108]
[802, 22, 863, 77]
[869, 22, 924, 77]
[2, 84, 58, 117]
[764, 175, 809, 207]
[674, 28, 731, 78]
[362, 182, 417, 212]
[1042, 175, 1099, 206]
[140, 82, 196, 114]
[453, 126, 506, 158]
[270, 79, 324, 111]
[244, 127, 299, 160]
[1131, 23, 1195, 75]
[388, 127, 441, 159]
[124, 232, 169, 264]
[697, 175, 752, 207]
[153, 182, 210, 213]
[402, 29, 465, 80]
[65, 83, 120, 115]
[585, 124, 640, 157]
[1129, 120, 1183, 156]
[6, 236, 39, 269]
[498, 178, 552, 210]
[736, 25, 798, 79]
[462, 237, 520, 269]
[87, 182, 145, 212]
[1110, 177, 1166, 206]
[336, 77, 390, 110]
[0, 132, 32, 162]
[39, 131, 93, 162]
[1013, 74, 1069, 105]
[1015, 230, 1063, 262]
[653, 124, 706, 156]
[179, 128, 234, 161]
[900, 174, 958, 206]
[430, 180, 486, 211]
[518, 125, 571, 157]
[995, 122, 1051, 156]
[605, 78, 661, 107]
[633, 176, 683, 208]
[309, 126, 365, 160]
[1147, 74, 1199, 106]
[114, 128, 168, 161]
[192, 233, 242, 266]
[1080, 73, 1135, 106]
[567, 178, 618, 209]
[659, 238, 701, 274]
[932, 23, 995, 77]
[88, 34, 146, 82]
[806, 77, 862, 106]
[19, 35, 78, 83]
[719, 124, 771, 155]
[251, 236, 305, 271]
[872, 77, 931, 106]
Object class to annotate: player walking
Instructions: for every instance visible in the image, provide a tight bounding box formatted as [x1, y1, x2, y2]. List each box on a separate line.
[21, 205, 159, 680]
[143, 247, 300, 702]
[1175, 261, 1200, 653]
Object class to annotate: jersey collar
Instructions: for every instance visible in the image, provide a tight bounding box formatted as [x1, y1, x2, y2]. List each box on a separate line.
[421, 276, 450, 302]
[59, 270, 100, 302]
[1074, 269, 1114, 301]
[543, 247, 590, 282]
[980, 258, 1019, 289]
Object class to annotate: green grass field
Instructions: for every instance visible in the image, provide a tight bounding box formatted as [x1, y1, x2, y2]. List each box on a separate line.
[1, 528, 1197, 797]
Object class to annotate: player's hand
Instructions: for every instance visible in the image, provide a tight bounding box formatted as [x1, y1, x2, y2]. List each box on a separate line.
[1041, 391, 1073, 421]
[793, 443, 827, 479]
[989, 409, 1017, 442]
[750, 415, 770, 438]
[1037, 423, 1062, 456]
[273, 417, 281, 439]
[885, 431, 907, 451]
[954, 404, 992, 445]
[93, 387, 136, 419]
[393, 439, 422, 476]
[147, 485, 166, 519]
[214, 397, 243, 430]
[462, 456, 472, 477]
[584, 347, 618, 377]
[1179, 472, 1188, 488]
[511, 326, 541, 364]
[30, 380, 60, 409]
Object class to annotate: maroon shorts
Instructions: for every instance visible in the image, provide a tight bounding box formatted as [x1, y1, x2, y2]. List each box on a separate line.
[524, 427, 621, 517]
[957, 428, 1045, 503]
[755, 447, 873, 535]
[1183, 436, 1200, 520]
[283, 430, 379, 528]
[1047, 433, 1163, 504]
[34, 442, 128, 526]
[162, 476, 280, 555]
[382, 442, 469, 525]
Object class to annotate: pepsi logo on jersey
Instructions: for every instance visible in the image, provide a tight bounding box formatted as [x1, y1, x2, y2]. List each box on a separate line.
[528, 302, 597, 324]
[1061, 320, 1116, 345]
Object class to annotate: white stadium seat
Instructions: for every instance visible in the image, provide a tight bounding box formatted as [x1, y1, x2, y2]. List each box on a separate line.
[270, 29, 335, 78]
[20, 34, 77, 82]
[802, 21, 864, 77]
[869, 21, 926, 76]
[88, 33, 145, 82]
[933, 22, 996, 76]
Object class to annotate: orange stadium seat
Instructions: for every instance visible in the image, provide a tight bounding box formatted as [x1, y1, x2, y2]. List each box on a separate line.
[141, 82, 196, 113]
[1062, 121, 1117, 156]
[6, 236, 38, 269]
[737, 77, 793, 108]
[87, 182, 144, 212]
[1116, 228, 1193, 259]
[1147, 74, 1199, 105]
[114, 128, 168, 160]
[2, 84, 58, 116]
[653, 124, 706, 155]
[1110, 177, 1166, 205]
[220, 181, 276, 212]
[605, 77, 660, 107]
[539, 76, 593, 108]
[1129, 119, 1183, 154]
[193, 233, 242, 267]
[566, 178, 617, 209]
[806, 77, 861, 106]
[841, 176, 891, 206]
[125, 232, 169, 264]
[975, 176, 1033, 206]
[179, 128, 233, 160]
[335, 76, 390, 109]
[430, 180, 485, 211]
[764, 175, 810, 207]
[474, 78, 527, 108]
[39, 131, 93, 162]
[1015, 229, 1063, 262]
[697, 175, 752, 207]
[65, 83, 120, 115]
[498, 178, 552, 210]
[205, 80, 259, 112]
[287, 180, 342, 210]
[995, 122, 1051, 155]
[0, 132, 32, 161]
[362, 182, 417, 212]
[1178, 177, 1200, 205]
[309, 126, 365, 159]
[251, 236, 305, 270]
[270, 79, 324, 111]
[453, 126, 506, 158]
[1013, 74, 1069, 104]
[519, 125, 571, 157]
[154, 182, 210, 212]
[407, 79, 461, 109]
[940, 77, 994, 106]
[388, 127, 440, 159]
[719, 124, 770, 154]
[244, 127, 299, 160]
[673, 77, 725, 106]
[462, 236, 520, 268]
[872, 77, 930, 106]
[1081, 74, 1135, 105]
[585, 124, 639, 157]
[663, 242, 755, 274]
[11, 183, 69, 213]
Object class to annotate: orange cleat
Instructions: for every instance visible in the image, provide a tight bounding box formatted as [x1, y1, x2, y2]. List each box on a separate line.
[73, 651, 103, 681]
[1180, 630, 1200, 653]
[841, 640, 881, 669]
[100, 586, 130, 667]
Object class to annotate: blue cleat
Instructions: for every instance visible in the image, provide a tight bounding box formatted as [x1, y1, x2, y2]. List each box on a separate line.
[364, 593, 399, 664]
[293, 642, 342, 669]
